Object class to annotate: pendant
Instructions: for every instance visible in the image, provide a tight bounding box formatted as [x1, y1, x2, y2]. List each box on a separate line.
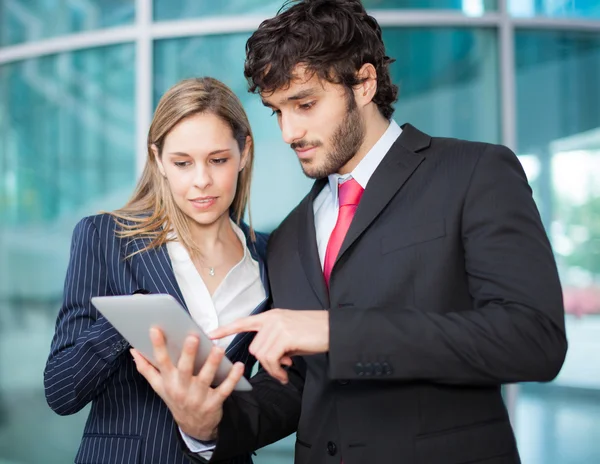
[209, 267, 215, 276]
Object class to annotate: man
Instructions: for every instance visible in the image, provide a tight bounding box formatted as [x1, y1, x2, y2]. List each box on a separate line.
[132, 1, 567, 462]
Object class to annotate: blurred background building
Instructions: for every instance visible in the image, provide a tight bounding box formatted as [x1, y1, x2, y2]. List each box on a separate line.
[0, 0, 599, 463]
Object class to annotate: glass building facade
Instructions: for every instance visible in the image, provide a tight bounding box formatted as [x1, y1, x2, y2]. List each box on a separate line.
[1, 1, 599, 463]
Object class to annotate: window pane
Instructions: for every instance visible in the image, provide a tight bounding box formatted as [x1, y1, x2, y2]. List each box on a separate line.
[364, 0, 497, 12]
[0, 43, 136, 463]
[154, 0, 283, 21]
[509, 0, 600, 19]
[0, 0, 135, 46]
[154, 0, 497, 21]
[384, 27, 500, 144]
[515, 30, 600, 464]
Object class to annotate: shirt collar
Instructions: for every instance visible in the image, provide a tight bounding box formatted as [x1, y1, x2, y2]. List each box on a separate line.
[327, 119, 402, 204]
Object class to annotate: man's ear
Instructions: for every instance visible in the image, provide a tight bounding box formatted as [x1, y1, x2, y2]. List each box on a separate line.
[354, 63, 378, 108]
[240, 136, 252, 172]
[151, 144, 166, 177]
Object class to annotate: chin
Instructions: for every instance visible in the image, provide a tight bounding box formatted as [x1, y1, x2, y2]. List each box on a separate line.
[299, 160, 321, 179]
[184, 209, 226, 227]
[302, 163, 336, 180]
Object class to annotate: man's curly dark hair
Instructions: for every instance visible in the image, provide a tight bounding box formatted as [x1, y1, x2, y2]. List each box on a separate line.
[244, 0, 398, 120]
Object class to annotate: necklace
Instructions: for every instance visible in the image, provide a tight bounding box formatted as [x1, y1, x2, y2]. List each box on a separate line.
[191, 255, 220, 277]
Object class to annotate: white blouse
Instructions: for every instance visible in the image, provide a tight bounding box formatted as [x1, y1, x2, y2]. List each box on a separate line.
[166, 220, 266, 349]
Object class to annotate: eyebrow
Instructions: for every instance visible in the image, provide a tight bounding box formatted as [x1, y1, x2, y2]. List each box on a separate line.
[168, 149, 231, 157]
[261, 88, 317, 107]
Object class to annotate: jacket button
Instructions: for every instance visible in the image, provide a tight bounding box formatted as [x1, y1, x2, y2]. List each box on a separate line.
[382, 362, 393, 375]
[354, 363, 364, 376]
[374, 362, 383, 376]
[327, 441, 337, 456]
[364, 362, 373, 376]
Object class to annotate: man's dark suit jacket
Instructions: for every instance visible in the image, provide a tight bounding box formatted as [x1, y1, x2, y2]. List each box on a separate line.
[44, 214, 268, 464]
[198, 124, 567, 464]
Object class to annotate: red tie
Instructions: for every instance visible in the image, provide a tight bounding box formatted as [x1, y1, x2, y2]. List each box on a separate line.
[323, 178, 364, 286]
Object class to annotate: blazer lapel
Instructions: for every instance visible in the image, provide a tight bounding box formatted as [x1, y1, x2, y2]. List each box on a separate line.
[227, 224, 271, 357]
[125, 237, 188, 311]
[240, 221, 271, 304]
[336, 123, 431, 265]
[298, 177, 330, 309]
[226, 291, 269, 358]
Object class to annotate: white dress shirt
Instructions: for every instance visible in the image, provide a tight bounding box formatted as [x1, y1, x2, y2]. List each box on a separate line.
[183, 119, 402, 457]
[313, 119, 402, 266]
[170, 219, 265, 457]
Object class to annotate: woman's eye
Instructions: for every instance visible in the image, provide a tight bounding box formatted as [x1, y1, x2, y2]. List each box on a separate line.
[174, 161, 190, 168]
[211, 158, 228, 165]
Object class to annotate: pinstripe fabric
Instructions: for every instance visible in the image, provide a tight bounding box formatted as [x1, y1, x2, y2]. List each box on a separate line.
[44, 213, 269, 464]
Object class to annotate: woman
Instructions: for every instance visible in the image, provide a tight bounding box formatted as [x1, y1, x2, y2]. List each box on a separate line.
[44, 77, 267, 464]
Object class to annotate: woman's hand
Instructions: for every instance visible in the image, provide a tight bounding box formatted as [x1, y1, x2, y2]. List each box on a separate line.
[131, 328, 244, 441]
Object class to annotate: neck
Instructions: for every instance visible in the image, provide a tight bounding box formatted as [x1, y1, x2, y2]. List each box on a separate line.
[188, 213, 236, 253]
[338, 106, 390, 175]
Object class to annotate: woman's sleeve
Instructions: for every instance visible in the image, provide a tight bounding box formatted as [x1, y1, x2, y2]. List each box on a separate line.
[44, 216, 129, 415]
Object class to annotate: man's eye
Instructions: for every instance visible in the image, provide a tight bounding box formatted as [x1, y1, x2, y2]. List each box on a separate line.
[299, 101, 315, 111]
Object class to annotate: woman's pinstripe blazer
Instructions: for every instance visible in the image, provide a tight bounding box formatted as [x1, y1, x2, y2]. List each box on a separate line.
[44, 213, 270, 464]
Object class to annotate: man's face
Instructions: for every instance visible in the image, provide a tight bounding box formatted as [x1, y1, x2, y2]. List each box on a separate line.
[261, 66, 365, 179]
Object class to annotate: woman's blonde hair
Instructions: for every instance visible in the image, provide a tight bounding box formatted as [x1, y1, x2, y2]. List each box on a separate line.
[111, 77, 255, 257]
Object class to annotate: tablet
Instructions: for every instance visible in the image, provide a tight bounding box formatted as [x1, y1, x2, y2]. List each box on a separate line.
[91, 293, 252, 391]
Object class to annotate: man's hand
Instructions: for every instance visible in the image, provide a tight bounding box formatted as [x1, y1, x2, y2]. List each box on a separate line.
[131, 327, 244, 440]
[209, 309, 329, 384]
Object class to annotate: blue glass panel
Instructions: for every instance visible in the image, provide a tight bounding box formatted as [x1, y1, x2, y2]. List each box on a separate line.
[514, 29, 600, 464]
[0, 0, 135, 46]
[509, 0, 600, 19]
[364, 0, 497, 12]
[384, 27, 500, 144]
[0, 43, 135, 463]
[154, 0, 283, 21]
[154, 0, 497, 21]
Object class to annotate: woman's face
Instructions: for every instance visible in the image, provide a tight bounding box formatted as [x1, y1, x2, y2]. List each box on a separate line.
[155, 112, 250, 229]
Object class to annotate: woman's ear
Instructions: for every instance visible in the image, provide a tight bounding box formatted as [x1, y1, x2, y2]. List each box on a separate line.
[240, 136, 252, 172]
[151, 144, 166, 177]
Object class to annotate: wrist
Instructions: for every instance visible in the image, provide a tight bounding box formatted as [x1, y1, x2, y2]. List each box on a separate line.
[180, 423, 217, 442]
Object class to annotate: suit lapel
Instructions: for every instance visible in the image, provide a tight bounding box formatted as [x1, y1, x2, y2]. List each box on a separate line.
[126, 238, 188, 311]
[298, 177, 330, 309]
[336, 123, 431, 266]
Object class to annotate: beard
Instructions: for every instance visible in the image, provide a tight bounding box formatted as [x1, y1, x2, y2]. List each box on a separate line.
[293, 93, 366, 179]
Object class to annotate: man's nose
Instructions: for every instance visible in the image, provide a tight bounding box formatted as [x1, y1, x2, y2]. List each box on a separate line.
[280, 113, 305, 145]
